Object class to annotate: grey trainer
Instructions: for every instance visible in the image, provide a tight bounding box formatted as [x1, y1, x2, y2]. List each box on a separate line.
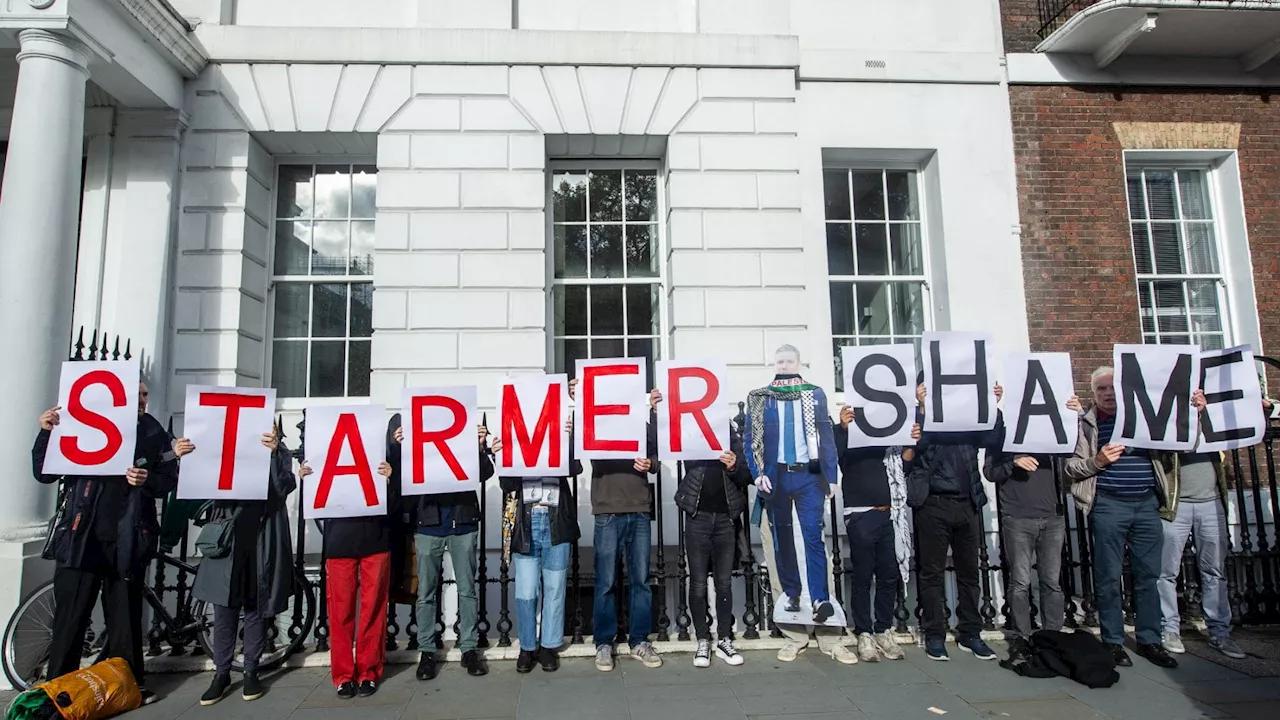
[875, 631, 905, 660]
[632, 641, 663, 668]
[595, 645, 615, 672]
[856, 633, 879, 662]
[1209, 635, 1246, 660]
[1162, 631, 1186, 654]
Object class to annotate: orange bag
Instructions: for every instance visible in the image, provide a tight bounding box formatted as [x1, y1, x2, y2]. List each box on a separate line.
[37, 658, 141, 720]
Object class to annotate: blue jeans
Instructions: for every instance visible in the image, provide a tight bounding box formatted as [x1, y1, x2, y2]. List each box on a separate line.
[513, 508, 571, 651]
[769, 467, 829, 602]
[592, 513, 652, 649]
[1091, 493, 1164, 646]
[1158, 500, 1231, 638]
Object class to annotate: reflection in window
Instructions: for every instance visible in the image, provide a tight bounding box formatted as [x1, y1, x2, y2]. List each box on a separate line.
[271, 163, 376, 398]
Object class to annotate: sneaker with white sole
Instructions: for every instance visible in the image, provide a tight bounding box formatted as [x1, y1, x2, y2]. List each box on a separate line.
[694, 639, 712, 668]
[826, 643, 858, 665]
[632, 641, 663, 668]
[875, 631, 904, 660]
[595, 645, 615, 672]
[1209, 634, 1246, 660]
[856, 633, 879, 662]
[715, 637, 744, 666]
[1162, 631, 1186, 654]
[777, 642, 808, 662]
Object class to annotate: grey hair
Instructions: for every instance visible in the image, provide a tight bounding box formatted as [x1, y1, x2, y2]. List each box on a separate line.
[1091, 366, 1114, 389]
[774, 344, 801, 359]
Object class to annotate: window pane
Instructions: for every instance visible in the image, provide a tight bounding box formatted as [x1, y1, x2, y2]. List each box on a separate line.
[273, 283, 310, 338]
[555, 339, 588, 376]
[1153, 281, 1188, 334]
[589, 170, 622, 221]
[625, 224, 657, 278]
[625, 170, 658, 223]
[852, 172, 885, 221]
[591, 338, 625, 359]
[555, 285, 588, 336]
[1130, 223, 1153, 274]
[347, 340, 371, 396]
[350, 221, 375, 275]
[277, 165, 313, 219]
[890, 224, 924, 275]
[626, 284, 658, 336]
[1145, 171, 1177, 220]
[314, 166, 351, 219]
[351, 166, 377, 219]
[829, 282, 855, 336]
[1184, 222, 1219, 274]
[825, 224, 854, 276]
[627, 338, 655, 380]
[1198, 334, 1225, 351]
[1138, 283, 1156, 334]
[309, 341, 345, 398]
[893, 282, 925, 336]
[1151, 223, 1183, 274]
[1178, 170, 1211, 220]
[1188, 279, 1222, 333]
[552, 172, 587, 223]
[1126, 172, 1147, 220]
[350, 283, 373, 338]
[856, 283, 891, 336]
[885, 171, 919, 220]
[589, 285, 624, 335]
[823, 171, 850, 221]
[311, 221, 349, 276]
[589, 225, 623, 279]
[832, 337, 855, 392]
[855, 224, 889, 276]
[274, 221, 311, 276]
[555, 226, 588, 279]
[312, 283, 349, 338]
[271, 341, 307, 397]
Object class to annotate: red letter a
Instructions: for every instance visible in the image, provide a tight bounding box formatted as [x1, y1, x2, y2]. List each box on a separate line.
[314, 413, 380, 508]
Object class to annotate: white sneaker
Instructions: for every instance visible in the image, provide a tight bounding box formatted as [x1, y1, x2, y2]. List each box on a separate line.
[1162, 631, 1186, 654]
[856, 633, 879, 662]
[595, 645, 615, 671]
[694, 639, 712, 668]
[826, 643, 858, 665]
[875, 631, 905, 660]
[716, 637, 744, 666]
[777, 642, 808, 662]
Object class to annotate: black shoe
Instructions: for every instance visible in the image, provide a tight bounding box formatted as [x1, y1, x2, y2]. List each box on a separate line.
[813, 601, 834, 624]
[539, 646, 560, 672]
[1137, 642, 1178, 669]
[357, 680, 378, 697]
[517, 649, 537, 673]
[784, 596, 800, 613]
[199, 674, 230, 706]
[462, 649, 489, 677]
[139, 689, 158, 706]
[1108, 643, 1133, 667]
[242, 671, 264, 701]
[416, 653, 439, 681]
[336, 682, 357, 699]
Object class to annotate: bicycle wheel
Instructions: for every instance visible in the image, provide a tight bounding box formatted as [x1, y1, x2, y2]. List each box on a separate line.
[194, 566, 316, 672]
[2, 580, 106, 690]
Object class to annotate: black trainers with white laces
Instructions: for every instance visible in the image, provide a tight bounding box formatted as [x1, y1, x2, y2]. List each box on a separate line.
[693, 639, 712, 668]
[715, 638, 744, 666]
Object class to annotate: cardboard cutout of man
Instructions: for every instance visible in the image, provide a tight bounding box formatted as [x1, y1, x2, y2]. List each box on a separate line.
[744, 345, 842, 625]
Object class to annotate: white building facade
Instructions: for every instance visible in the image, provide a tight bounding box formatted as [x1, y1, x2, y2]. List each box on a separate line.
[0, 0, 1028, 630]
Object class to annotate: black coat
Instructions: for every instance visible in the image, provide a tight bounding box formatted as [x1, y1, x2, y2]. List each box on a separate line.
[385, 413, 494, 531]
[32, 413, 178, 579]
[907, 409, 1002, 510]
[673, 427, 752, 517]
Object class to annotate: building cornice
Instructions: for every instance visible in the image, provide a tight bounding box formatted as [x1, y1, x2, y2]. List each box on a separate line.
[110, 0, 205, 78]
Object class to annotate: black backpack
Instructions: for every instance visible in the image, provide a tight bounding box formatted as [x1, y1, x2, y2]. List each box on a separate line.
[1001, 630, 1120, 689]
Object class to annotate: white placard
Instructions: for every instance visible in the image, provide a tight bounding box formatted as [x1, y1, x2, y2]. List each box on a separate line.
[400, 386, 481, 497]
[1112, 344, 1200, 451]
[176, 386, 276, 500]
[1198, 345, 1267, 452]
[303, 404, 387, 519]
[1001, 352, 1079, 455]
[43, 360, 140, 476]
[574, 358, 648, 460]
[498, 374, 570, 477]
[922, 331, 999, 432]
[656, 360, 730, 461]
[840, 344, 918, 448]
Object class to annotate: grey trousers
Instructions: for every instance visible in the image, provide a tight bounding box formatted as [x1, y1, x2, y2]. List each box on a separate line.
[1003, 516, 1066, 639]
[212, 604, 265, 674]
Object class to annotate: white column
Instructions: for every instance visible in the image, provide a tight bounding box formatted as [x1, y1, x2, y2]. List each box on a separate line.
[0, 30, 92, 538]
[72, 116, 117, 335]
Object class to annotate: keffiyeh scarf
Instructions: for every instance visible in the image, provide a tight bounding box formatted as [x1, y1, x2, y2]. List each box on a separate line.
[747, 374, 819, 479]
[883, 448, 913, 585]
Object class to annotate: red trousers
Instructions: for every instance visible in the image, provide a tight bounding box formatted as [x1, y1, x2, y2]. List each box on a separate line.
[326, 552, 390, 685]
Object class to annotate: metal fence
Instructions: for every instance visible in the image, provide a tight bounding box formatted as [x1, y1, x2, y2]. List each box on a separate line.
[1037, 0, 1103, 38]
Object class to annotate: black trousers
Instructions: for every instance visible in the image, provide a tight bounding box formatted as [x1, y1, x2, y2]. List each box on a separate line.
[685, 512, 736, 641]
[48, 543, 145, 683]
[212, 604, 265, 675]
[915, 496, 982, 641]
[845, 509, 897, 635]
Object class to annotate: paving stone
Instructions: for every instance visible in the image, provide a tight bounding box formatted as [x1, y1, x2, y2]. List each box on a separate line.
[1058, 671, 1230, 720]
[176, 684, 313, 720]
[1175, 678, 1280, 705]
[404, 678, 520, 719]
[973, 697, 1109, 719]
[288, 705, 404, 720]
[841, 683, 984, 720]
[1207, 700, 1280, 720]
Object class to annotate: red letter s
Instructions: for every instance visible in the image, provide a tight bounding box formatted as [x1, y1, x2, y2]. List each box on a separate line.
[60, 370, 127, 466]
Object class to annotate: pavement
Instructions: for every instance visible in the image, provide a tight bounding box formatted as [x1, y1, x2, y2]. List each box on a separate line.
[13, 636, 1278, 720]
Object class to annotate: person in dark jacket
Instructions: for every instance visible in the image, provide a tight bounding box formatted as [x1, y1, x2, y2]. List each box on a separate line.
[182, 429, 296, 706]
[31, 382, 177, 704]
[386, 415, 495, 681]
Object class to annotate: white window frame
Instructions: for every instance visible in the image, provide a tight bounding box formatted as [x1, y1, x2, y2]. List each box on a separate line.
[544, 158, 670, 378]
[265, 155, 377, 410]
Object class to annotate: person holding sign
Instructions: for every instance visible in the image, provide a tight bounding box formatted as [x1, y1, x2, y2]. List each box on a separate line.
[387, 416, 495, 681]
[183, 429, 297, 705]
[1064, 367, 1178, 670]
[31, 378, 177, 704]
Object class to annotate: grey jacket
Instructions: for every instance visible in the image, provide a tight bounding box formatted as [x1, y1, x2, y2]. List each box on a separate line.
[192, 447, 297, 616]
[1063, 407, 1176, 517]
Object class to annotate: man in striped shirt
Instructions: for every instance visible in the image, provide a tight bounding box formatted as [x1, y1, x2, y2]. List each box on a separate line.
[1065, 366, 1178, 669]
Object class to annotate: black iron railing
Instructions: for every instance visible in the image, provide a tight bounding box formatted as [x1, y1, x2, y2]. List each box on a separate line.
[1039, 0, 1103, 38]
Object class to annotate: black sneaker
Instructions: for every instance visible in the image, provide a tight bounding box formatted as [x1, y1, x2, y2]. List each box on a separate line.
[539, 646, 560, 672]
[139, 689, 158, 706]
[336, 682, 357, 699]
[242, 671, 264, 701]
[812, 601, 834, 624]
[462, 649, 489, 677]
[416, 652, 439, 681]
[1108, 643, 1133, 667]
[357, 680, 378, 697]
[516, 649, 537, 673]
[784, 596, 800, 613]
[199, 674, 230, 706]
[1136, 642, 1178, 669]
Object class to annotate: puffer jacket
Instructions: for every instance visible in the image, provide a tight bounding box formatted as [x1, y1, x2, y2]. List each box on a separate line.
[673, 426, 752, 517]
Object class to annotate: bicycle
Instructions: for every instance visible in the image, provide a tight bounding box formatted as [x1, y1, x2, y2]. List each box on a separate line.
[2, 552, 317, 690]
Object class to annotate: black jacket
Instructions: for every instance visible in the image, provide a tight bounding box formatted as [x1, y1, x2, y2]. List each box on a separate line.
[386, 413, 495, 531]
[907, 410, 1002, 510]
[32, 413, 178, 578]
[673, 427, 752, 517]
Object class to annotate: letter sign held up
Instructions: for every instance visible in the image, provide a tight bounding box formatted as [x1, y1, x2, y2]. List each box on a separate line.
[43, 360, 140, 476]
[304, 404, 387, 519]
[1197, 345, 1266, 452]
[840, 344, 917, 447]
[922, 331, 999, 432]
[1001, 352, 1079, 455]
[176, 385, 275, 500]
[499, 375, 570, 476]
[575, 358, 647, 460]
[1112, 344, 1200, 451]
[657, 360, 730, 461]
[400, 386, 480, 497]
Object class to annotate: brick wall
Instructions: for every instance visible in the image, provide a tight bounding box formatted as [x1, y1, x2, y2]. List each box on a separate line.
[1010, 85, 1280, 395]
[1001, 0, 1043, 53]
